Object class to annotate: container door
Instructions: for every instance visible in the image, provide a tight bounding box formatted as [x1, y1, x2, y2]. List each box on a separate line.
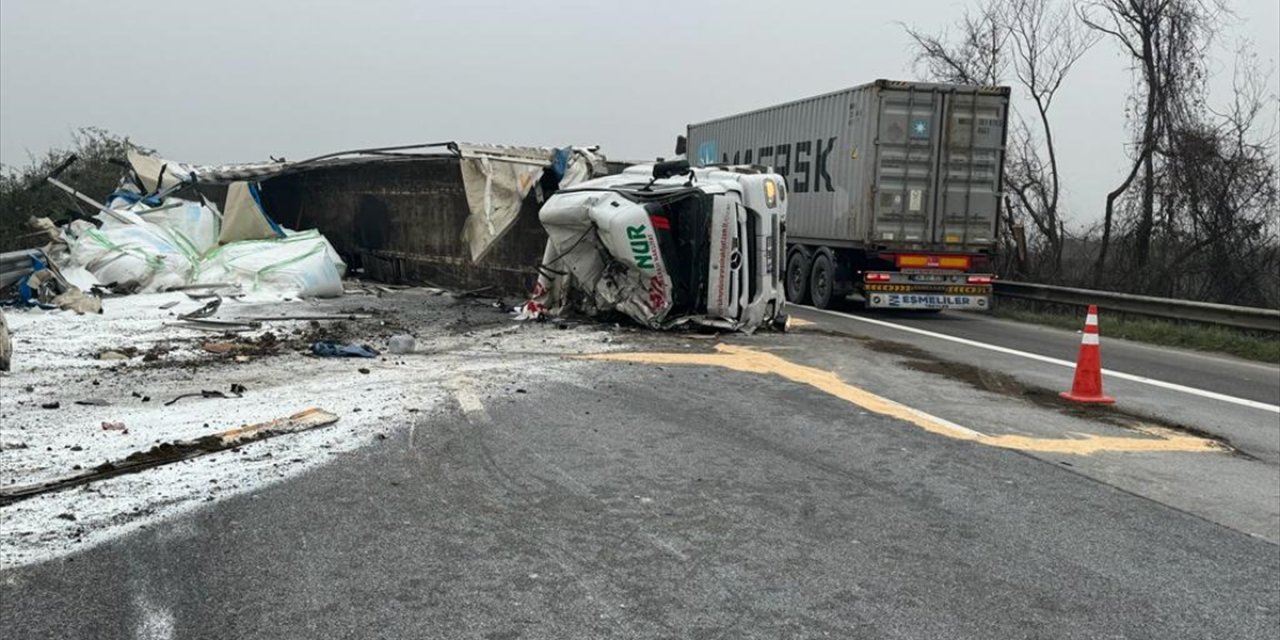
[872, 86, 944, 245]
[932, 92, 1006, 251]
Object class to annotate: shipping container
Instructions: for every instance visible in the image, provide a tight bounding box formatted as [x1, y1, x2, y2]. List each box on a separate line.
[687, 79, 1010, 310]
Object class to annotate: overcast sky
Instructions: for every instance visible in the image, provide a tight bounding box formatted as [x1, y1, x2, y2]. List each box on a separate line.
[2, 0, 1276, 229]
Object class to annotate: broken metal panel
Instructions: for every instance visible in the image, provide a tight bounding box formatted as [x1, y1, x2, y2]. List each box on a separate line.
[0, 249, 45, 291]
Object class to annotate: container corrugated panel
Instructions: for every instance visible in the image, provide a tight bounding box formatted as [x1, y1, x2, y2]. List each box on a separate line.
[689, 89, 854, 243]
[689, 80, 1008, 252]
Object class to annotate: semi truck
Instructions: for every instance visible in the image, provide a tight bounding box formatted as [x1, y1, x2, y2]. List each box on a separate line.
[687, 79, 1009, 311]
[525, 160, 789, 332]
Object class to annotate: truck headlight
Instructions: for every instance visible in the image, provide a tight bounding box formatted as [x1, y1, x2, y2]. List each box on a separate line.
[763, 179, 778, 208]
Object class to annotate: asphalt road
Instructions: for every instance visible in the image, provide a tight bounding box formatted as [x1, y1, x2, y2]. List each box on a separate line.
[3, 340, 1277, 639]
[792, 305, 1280, 464]
[803, 306, 1280, 406]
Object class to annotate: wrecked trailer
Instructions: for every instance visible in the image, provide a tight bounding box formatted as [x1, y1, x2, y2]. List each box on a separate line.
[7, 142, 607, 311]
[525, 161, 790, 332]
[214, 143, 610, 294]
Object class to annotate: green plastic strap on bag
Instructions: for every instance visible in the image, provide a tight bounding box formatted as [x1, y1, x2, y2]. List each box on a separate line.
[81, 228, 165, 271]
[209, 232, 327, 290]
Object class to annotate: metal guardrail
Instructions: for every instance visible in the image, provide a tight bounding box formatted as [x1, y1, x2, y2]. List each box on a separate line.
[0, 249, 45, 291]
[994, 281, 1280, 333]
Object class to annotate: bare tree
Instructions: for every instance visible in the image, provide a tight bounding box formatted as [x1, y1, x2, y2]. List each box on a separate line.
[902, 3, 1008, 86]
[1003, 0, 1097, 272]
[1151, 48, 1279, 305]
[1077, 0, 1226, 281]
[903, 0, 1094, 278]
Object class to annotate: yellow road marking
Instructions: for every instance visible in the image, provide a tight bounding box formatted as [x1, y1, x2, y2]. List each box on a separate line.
[584, 344, 1224, 455]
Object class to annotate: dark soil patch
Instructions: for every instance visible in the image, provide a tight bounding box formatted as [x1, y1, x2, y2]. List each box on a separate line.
[142, 343, 172, 362]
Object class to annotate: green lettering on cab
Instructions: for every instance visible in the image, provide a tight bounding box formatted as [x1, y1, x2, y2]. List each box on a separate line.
[627, 225, 653, 269]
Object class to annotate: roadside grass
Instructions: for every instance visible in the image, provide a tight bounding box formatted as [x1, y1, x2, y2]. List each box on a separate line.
[993, 303, 1280, 364]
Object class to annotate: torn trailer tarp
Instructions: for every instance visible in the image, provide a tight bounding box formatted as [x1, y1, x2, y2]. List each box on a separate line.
[219, 181, 285, 244]
[457, 144, 607, 263]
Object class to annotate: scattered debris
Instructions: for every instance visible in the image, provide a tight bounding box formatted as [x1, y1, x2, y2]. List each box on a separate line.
[244, 314, 373, 322]
[202, 342, 237, 355]
[158, 300, 180, 310]
[388, 335, 415, 354]
[0, 308, 9, 372]
[311, 342, 379, 358]
[179, 297, 222, 320]
[358, 368, 371, 375]
[0, 408, 340, 506]
[74, 399, 111, 407]
[97, 351, 129, 361]
[164, 384, 247, 406]
[200, 333, 280, 357]
[142, 344, 171, 362]
[453, 285, 496, 298]
[100, 422, 128, 434]
[178, 319, 262, 332]
[40, 402, 60, 410]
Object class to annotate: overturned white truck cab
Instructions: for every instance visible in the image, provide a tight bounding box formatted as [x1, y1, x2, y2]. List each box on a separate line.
[523, 160, 789, 332]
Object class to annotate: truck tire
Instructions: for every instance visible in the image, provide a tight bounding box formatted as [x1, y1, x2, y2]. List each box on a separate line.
[785, 249, 811, 304]
[809, 251, 835, 309]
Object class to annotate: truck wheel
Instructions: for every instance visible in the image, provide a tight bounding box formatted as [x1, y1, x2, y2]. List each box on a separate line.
[809, 251, 834, 309]
[785, 250, 811, 304]
[772, 313, 791, 332]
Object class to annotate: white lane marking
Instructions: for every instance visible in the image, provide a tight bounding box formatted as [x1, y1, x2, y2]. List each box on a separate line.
[806, 307, 1280, 414]
[449, 377, 490, 422]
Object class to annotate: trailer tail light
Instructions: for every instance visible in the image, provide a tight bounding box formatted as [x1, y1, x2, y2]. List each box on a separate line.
[967, 275, 993, 284]
[895, 254, 972, 270]
[865, 273, 892, 282]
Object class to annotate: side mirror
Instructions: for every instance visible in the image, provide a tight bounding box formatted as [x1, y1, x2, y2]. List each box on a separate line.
[652, 159, 691, 180]
[674, 135, 687, 156]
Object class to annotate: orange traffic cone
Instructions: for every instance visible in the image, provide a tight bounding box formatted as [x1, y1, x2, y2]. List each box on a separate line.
[1060, 304, 1115, 404]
